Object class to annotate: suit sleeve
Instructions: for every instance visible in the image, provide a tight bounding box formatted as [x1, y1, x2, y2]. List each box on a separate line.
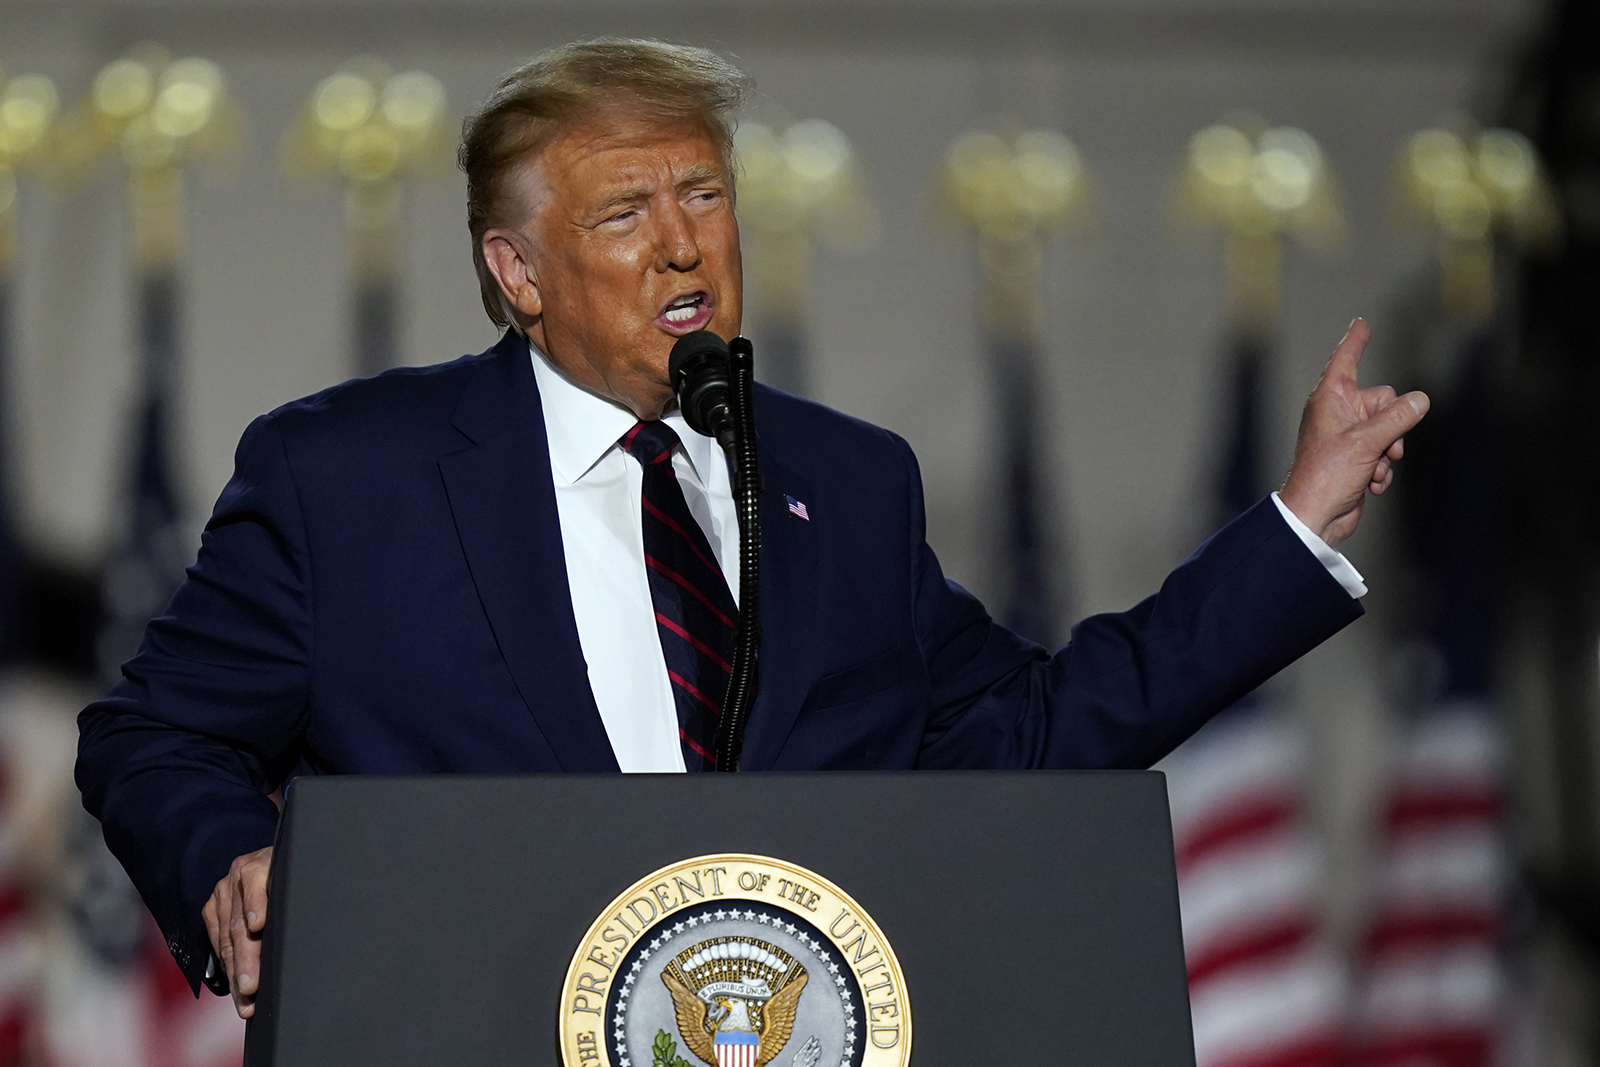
[901, 437, 1364, 771]
[76, 413, 312, 994]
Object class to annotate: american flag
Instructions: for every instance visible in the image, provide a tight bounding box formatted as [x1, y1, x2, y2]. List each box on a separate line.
[0, 274, 21, 669]
[96, 274, 195, 683]
[786, 495, 809, 521]
[40, 915, 246, 1067]
[44, 268, 244, 1067]
[1164, 709, 1346, 1067]
[0, 766, 38, 1067]
[1160, 335, 1345, 1067]
[1347, 334, 1507, 1067]
[991, 338, 1058, 645]
[1347, 705, 1504, 1067]
[0, 217, 39, 1067]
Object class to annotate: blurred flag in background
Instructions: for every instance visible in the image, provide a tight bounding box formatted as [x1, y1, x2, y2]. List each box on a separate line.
[1346, 333, 1508, 1067]
[1162, 335, 1347, 1067]
[94, 272, 192, 687]
[0, 147, 42, 1066]
[993, 336, 1060, 645]
[42, 213, 243, 1067]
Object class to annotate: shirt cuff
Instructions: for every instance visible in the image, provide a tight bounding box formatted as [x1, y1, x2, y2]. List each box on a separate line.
[1270, 491, 1367, 599]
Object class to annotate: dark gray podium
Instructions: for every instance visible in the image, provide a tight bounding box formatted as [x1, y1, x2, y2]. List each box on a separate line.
[243, 772, 1195, 1066]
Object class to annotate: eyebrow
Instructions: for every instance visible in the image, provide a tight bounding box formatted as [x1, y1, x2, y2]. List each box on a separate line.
[675, 163, 726, 189]
[589, 165, 727, 217]
[592, 187, 650, 216]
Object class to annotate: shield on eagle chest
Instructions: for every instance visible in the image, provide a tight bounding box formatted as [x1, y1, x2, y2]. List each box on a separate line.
[714, 1030, 760, 1067]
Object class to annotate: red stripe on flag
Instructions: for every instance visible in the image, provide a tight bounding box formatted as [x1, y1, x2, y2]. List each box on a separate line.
[655, 612, 732, 672]
[1175, 794, 1297, 874]
[0, 1007, 26, 1066]
[1209, 1035, 1342, 1067]
[0, 887, 24, 924]
[1349, 1029, 1492, 1067]
[646, 557, 736, 628]
[1362, 910, 1499, 956]
[1186, 918, 1315, 987]
[1384, 788, 1500, 831]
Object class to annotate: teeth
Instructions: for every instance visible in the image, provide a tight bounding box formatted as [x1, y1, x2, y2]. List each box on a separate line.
[664, 305, 700, 323]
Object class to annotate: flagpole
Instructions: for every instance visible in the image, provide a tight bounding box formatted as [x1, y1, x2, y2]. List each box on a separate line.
[732, 118, 871, 398]
[48, 50, 249, 1066]
[1339, 123, 1561, 1067]
[0, 69, 57, 669]
[283, 61, 448, 377]
[0, 162, 19, 673]
[53, 49, 235, 681]
[941, 126, 1089, 645]
[1160, 118, 1350, 1067]
[1174, 115, 1349, 535]
[0, 67, 57, 1064]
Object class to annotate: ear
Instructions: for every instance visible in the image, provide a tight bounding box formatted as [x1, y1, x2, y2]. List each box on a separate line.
[481, 228, 543, 322]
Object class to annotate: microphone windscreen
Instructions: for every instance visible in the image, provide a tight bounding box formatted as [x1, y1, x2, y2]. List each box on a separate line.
[669, 331, 734, 443]
[668, 330, 730, 389]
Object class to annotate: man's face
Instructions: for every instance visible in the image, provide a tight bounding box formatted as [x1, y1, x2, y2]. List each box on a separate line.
[486, 110, 743, 420]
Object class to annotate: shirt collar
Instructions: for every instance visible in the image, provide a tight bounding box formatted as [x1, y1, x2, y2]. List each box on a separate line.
[528, 339, 716, 486]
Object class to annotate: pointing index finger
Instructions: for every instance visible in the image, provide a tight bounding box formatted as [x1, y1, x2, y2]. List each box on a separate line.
[1325, 317, 1371, 385]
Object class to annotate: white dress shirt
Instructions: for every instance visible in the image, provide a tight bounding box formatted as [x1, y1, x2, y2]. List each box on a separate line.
[528, 341, 1365, 773]
[531, 345, 740, 773]
[1270, 492, 1367, 598]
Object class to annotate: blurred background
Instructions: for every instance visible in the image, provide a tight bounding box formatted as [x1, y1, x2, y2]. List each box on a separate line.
[0, 0, 1596, 1063]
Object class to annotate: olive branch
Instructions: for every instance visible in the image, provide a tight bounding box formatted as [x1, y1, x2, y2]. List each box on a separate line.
[652, 1029, 694, 1067]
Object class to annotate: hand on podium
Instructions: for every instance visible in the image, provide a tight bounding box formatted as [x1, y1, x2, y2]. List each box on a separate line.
[1279, 319, 1429, 549]
[203, 845, 275, 1018]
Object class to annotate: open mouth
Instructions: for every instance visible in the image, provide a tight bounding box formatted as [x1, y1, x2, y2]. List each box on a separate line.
[656, 291, 714, 334]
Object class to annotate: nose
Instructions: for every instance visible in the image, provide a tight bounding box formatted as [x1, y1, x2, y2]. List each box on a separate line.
[653, 199, 701, 273]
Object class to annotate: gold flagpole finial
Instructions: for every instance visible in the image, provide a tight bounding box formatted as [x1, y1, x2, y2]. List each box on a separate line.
[0, 67, 60, 270]
[732, 117, 874, 321]
[1396, 121, 1559, 323]
[54, 47, 235, 271]
[1173, 117, 1343, 335]
[940, 124, 1091, 338]
[281, 58, 450, 285]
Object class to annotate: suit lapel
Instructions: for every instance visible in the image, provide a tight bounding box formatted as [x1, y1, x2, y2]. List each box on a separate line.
[736, 443, 819, 770]
[437, 334, 619, 772]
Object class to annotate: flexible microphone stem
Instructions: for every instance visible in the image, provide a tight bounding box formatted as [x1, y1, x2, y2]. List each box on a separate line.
[667, 330, 761, 771]
[714, 337, 761, 771]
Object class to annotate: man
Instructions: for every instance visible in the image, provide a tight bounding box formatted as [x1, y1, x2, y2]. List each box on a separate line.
[76, 39, 1426, 1020]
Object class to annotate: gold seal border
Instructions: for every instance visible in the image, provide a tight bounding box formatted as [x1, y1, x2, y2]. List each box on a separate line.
[559, 852, 911, 1067]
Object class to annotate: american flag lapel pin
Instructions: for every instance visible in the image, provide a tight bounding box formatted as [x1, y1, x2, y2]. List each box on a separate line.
[785, 494, 810, 521]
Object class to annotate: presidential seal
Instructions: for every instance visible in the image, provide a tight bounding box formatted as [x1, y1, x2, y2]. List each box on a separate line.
[560, 854, 910, 1067]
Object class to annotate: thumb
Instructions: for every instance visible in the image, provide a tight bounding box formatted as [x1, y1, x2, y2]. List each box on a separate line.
[1361, 390, 1429, 450]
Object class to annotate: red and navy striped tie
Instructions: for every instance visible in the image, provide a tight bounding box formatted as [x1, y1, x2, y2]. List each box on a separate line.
[621, 420, 736, 771]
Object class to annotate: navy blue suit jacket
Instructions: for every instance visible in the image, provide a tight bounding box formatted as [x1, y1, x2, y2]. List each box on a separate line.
[77, 330, 1361, 991]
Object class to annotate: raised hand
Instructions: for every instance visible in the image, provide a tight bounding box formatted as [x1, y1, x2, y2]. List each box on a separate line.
[1279, 319, 1429, 549]
[202, 845, 274, 1018]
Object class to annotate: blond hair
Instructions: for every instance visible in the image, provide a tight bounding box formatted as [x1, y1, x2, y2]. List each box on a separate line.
[459, 38, 751, 329]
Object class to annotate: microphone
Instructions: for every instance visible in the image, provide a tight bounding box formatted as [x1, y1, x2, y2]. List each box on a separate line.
[667, 329, 762, 772]
[668, 330, 736, 451]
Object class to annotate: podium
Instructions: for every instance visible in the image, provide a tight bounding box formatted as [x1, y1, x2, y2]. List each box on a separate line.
[244, 772, 1196, 1066]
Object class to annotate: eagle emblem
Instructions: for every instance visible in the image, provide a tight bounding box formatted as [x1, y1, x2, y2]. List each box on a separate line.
[660, 936, 809, 1067]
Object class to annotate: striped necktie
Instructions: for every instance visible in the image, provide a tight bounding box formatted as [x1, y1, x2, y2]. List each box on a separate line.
[621, 420, 736, 771]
